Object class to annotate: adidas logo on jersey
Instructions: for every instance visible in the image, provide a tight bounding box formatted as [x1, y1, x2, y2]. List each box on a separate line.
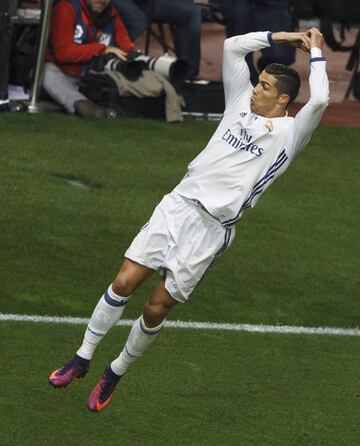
[239, 112, 248, 118]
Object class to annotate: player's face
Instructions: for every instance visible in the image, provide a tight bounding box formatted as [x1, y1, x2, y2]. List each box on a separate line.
[250, 71, 282, 117]
[86, 0, 111, 14]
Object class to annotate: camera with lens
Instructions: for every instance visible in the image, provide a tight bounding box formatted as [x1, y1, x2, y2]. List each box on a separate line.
[133, 54, 189, 84]
[90, 50, 145, 81]
[90, 49, 189, 84]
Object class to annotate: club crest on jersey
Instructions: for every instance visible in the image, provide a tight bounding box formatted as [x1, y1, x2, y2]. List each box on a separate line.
[265, 119, 273, 132]
[222, 128, 264, 157]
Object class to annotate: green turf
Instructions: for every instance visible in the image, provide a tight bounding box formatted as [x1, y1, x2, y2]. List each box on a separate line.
[0, 113, 359, 445]
[0, 322, 359, 446]
[0, 113, 358, 327]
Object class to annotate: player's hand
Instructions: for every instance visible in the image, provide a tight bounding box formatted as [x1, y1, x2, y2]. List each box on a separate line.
[305, 28, 325, 50]
[104, 46, 128, 61]
[272, 31, 311, 53]
[286, 32, 311, 53]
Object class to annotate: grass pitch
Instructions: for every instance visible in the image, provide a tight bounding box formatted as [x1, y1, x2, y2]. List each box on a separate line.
[1, 322, 360, 446]
[0, 113, 359, 445]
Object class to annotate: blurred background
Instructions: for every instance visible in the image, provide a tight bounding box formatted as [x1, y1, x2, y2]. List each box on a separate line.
[1, 0, 359, 125]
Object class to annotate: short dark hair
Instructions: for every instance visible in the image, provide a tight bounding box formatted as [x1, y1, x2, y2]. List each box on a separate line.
[265, 63, 301, 104]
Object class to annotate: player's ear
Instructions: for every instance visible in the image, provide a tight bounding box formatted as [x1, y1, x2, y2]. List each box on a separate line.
[277, 93, 290, 107]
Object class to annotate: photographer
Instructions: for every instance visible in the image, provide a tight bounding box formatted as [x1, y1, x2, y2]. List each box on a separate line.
[44, 0, 137, 118]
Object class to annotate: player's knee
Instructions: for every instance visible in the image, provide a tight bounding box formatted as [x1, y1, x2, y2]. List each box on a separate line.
[111, 275, 134, 297]
[143, 301, 172, 327]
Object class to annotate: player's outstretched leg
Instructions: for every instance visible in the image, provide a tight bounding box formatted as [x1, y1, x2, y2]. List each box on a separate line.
[48, 285, 129, 388]
[87, 280, 177, 412]
[48, 260, 153, 388]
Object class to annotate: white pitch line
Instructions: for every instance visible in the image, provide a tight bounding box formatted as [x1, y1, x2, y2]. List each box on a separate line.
[1, 312, 360, 337]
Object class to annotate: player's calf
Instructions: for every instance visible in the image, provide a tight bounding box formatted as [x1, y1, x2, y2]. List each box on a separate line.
[143, 281, 178, 327]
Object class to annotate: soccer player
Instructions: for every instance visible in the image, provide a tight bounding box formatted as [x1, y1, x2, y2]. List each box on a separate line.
[49, 28, 329, 412]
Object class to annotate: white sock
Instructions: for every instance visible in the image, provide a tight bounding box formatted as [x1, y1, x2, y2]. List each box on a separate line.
[110, 315, 165, 376]
[77, 285, 130, 360]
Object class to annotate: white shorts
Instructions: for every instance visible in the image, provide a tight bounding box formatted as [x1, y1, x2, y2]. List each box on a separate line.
[125, 192, 235, 303]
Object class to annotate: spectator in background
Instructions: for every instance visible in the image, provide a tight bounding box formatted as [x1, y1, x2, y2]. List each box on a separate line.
[220, 0, 296, 84]
[44, 0, 137, 118]
[112, 0, 202, 81]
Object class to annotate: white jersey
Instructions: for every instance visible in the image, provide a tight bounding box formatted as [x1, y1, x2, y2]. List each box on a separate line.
[174, 32, 329, 226]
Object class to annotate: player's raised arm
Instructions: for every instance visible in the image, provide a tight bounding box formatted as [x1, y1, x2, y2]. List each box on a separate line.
[284, 28, 329, 160]
[222, 32, 272, 110]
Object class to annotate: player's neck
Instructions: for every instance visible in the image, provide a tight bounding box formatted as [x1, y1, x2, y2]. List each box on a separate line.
[261, 107, 287, 119]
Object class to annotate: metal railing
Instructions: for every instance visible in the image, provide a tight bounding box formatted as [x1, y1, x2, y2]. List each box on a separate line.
[27, 0, 52, 113]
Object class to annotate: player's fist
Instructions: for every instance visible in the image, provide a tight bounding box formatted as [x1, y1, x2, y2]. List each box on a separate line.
[306, 28, 325, 49]
[293, 32, 311, 53]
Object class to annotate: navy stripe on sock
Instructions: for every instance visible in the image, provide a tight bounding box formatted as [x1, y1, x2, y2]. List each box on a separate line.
[310, 57, 326, 63]
[104, 289, 128, 307]
[140, 318, 163, 336]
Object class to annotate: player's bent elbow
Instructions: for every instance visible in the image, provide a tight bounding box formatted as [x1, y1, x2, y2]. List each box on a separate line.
[223, 35, 245, 53]
[223, 37, 234, 53]
[310, 94, 329, 112]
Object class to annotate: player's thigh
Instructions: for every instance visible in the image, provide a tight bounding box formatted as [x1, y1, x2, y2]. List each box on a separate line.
[164, 211, 235, 303]
[112, 258, 154, 296]
[149, 280, 178, 309]
[143, 280, 178, 327]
